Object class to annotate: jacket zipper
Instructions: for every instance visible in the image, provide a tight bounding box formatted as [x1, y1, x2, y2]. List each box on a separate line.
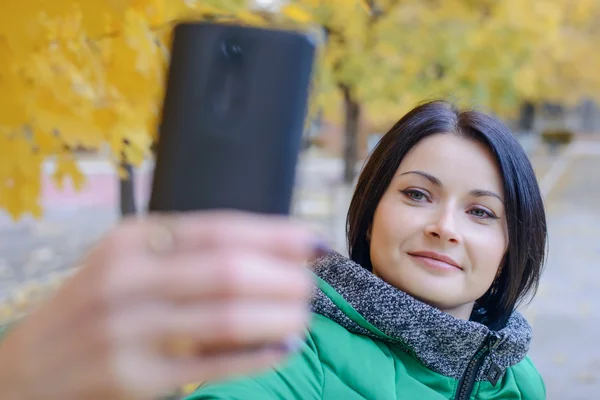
[455, 332, 502, 400]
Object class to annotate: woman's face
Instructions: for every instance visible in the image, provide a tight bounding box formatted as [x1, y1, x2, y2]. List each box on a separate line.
[370, 133, 508, 319]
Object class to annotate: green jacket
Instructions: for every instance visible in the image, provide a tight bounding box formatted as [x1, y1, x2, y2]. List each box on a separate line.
[188, 252, 546, 400]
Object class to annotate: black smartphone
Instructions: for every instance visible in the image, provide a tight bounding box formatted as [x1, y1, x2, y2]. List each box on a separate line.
[149, 22, 316, 215]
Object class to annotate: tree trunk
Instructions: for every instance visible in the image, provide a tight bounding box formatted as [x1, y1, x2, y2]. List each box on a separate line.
[518, 101, 536, 131]
[119, 161, 137, 218]
[341, 85, 361, 185]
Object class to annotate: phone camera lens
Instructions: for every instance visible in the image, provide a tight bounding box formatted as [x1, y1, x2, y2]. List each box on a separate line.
[221, 41, 243, 62]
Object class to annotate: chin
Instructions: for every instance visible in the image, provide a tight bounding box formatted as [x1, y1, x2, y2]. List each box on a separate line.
[394, 276, 464, 310]
[419, 295, 463, 311]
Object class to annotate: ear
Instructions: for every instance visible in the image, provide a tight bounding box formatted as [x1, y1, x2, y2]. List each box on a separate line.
[366, 225, 372, 242]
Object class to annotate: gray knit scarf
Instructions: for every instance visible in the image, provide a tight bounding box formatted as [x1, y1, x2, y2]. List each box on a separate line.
[309, 251, 532, 381]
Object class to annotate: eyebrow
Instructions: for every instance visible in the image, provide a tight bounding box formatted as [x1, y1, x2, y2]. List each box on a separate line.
[399, 170, 504, 203]
[400, 170, 441, 186]
[469, 189, 504, 204]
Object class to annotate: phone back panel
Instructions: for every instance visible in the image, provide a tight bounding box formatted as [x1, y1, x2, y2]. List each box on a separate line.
[149, 22, 316, 215]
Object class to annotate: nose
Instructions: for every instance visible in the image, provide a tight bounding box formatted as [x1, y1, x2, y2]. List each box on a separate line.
[425, 207, 461, 244]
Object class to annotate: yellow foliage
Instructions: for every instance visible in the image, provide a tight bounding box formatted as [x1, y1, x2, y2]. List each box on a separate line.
[282, 4, 313, 24]
[2, 0, 600, 218]
[0, 1, 257, 219]
[288, 0, 600, 126]
[52, 155, 86, 191]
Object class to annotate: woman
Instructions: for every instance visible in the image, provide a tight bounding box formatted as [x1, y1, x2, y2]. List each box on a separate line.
[188, 100, 548, 399]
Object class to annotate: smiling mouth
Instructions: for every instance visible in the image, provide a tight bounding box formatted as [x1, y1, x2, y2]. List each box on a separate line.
[407, 252, 462, 271]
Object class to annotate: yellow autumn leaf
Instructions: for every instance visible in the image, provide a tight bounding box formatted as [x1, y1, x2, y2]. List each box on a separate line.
[52, 155, 86, 191]
[117, 165, 131, 180]
[281, 4, 313, 24]
[234, 10, 266, 25]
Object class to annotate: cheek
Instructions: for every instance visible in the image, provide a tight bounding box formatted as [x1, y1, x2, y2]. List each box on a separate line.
[371, 198, 414, 246]
[469, 227, 507, 278]
[370, 198, 430, 273]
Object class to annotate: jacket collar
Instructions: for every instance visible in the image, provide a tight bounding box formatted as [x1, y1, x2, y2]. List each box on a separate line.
[309, 251, 532, 380]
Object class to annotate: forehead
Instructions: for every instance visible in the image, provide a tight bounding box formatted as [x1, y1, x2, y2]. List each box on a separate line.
[398, 134, 504, 193]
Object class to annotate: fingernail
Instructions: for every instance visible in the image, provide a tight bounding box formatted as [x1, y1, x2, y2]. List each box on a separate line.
[312, 239, 332, 259]
[278, 334, 305, 354]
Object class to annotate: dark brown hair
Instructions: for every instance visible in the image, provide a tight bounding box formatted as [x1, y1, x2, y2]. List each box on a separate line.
[347, 100, 547, 329]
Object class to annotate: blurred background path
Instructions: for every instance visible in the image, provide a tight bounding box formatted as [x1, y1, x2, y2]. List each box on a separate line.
[525, 138, 600, 399]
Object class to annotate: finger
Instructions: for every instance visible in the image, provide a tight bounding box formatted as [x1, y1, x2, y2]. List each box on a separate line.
[156, 302, 309, 350]
[111, 211, 329, 261]
[162, 347, 292, 388]
[149, 250, 314, 303]
[103, 250, 314, 304]
[101, 299, 309, 351]
[113, 347, 290, 396]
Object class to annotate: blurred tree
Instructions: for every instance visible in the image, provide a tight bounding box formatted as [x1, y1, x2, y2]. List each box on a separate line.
[513, 0, 600, 128]
[284, 0, 568, 183]
[0, 1, 264, 219]
[2, 0, 600, 217]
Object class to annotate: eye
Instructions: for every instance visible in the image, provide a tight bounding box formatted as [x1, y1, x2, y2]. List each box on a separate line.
[402, 189, 429, 202]
[468, 207, 498, 220]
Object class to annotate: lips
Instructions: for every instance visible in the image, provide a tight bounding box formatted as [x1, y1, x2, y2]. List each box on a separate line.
[407, 251, 462, 270]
